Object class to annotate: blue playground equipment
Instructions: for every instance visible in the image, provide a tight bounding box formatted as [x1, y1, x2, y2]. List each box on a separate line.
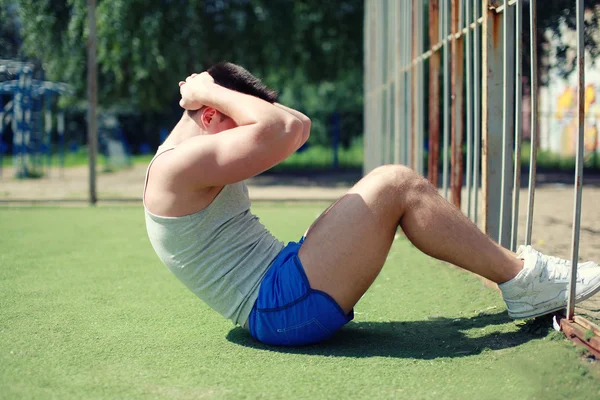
[0, 60, 71, 178]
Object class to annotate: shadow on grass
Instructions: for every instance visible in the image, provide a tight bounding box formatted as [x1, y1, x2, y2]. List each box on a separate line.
[226, 311, 553, 359]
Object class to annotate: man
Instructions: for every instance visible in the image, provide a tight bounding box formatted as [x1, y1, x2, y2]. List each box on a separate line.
[144, 62, 600, 346]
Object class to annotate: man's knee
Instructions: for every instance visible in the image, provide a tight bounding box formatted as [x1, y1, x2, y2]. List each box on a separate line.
[368, 164, 418, 186]
[367, 164, 433, 203]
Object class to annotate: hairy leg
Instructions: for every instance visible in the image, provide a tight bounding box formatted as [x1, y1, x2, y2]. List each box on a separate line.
[298, 165, 523, 314]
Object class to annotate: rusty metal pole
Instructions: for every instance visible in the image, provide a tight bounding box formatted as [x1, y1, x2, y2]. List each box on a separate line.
[481, 0, 504, 241]
[87, 0, 98, 205]
[416, 1, 425, 176]
[451, 0, 464, 208]
[566, 0, 586, 320]
[429, 0, 441, 187]
[466, 0, 474, 219]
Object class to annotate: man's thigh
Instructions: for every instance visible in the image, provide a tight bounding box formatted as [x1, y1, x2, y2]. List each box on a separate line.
[298, 174, 400, 313]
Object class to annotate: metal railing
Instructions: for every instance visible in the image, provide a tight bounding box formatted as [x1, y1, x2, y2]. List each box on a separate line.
[364, 0, 589, 325]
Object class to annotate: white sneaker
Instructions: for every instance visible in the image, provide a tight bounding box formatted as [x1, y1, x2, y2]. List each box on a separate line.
[499, 246, 600, 319]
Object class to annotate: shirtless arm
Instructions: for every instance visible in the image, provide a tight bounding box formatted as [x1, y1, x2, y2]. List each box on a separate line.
[274, 103, 311, 149]
[167, 74, 304, 187]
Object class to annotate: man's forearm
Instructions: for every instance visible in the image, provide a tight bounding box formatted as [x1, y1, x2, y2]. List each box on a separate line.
[274, 103, 311, 147]
[203, 85, 297, 130]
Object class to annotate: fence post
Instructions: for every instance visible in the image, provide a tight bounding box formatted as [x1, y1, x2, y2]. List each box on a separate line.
[451, 0, 464, 208]
[499, 0, 515, 248]
[428, 0, 441, 187]
[481, 0, 504, 242]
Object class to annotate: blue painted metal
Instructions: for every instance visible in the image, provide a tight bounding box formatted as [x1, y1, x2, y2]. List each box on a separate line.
[0, 61, 72, 178]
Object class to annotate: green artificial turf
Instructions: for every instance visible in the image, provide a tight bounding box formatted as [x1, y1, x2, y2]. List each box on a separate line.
[1, 206, 599, 400]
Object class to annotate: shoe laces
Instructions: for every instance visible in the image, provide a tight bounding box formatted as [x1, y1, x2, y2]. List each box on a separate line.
[538, 253, 579, 282]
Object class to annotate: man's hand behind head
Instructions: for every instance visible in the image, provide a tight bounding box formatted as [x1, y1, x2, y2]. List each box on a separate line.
[179, 72, 215, 111]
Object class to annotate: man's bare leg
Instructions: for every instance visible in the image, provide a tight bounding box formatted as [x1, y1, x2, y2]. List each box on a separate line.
[298, 165, 523, 314]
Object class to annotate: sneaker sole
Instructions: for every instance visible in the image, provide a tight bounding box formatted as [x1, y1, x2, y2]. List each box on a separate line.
[508, 280, 600, 319]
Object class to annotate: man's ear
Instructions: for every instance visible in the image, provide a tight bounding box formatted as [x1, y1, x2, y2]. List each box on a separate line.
[200, 107, 219, 129]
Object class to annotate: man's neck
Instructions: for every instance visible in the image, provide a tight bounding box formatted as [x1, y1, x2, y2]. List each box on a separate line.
[162, 112, 205, 147]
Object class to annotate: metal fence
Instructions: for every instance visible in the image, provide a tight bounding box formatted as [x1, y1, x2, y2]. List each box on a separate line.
[364, 0, 588, 323]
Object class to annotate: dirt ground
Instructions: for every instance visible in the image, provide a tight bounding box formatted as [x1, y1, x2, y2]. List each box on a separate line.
[1, 164, 599, 321]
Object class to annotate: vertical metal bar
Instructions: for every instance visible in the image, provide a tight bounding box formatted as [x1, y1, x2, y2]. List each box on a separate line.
[404, 1, 412, 166]
[87, 0, 98, 205]
[368, 0, 374, 173]
[389, 0, 395, 165]
[481, 0, 504, 242]
[362, 0, 369, 174]
[364, 0, 372, 173]
[411, 0, 425, 176]
[499, 0, 515, 248]
[372, 0, 378, 171]
[458, 0, 464, 31]
[375, 0, 383, 168]
[383, 0, 391, 165]
[13, 71, 24, 177]
[451, 0, 464, 208]
[44, 95, 53, 174]
[525, 0, 538, 246]
[394, 0, 402, 165]
[407, 1, 414, 170]
[400, 0, 408, 166]
[57, 111, 65, 176]
[412, 0, 419, 171]
[369, 0, 377, 172]
[417, 1, 425, 176]
[389, 0, 396, 164]
[510, 0, 523, 252]
[443, 0, 451, 198]
[370, 0, 377, 171]
[473, 0, 481, 225]
[466, 0, 473, 218]
[566, 0, 585, 320]
[429, 0, 441, 187]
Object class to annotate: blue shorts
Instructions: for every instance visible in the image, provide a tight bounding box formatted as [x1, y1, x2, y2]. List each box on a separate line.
[247, 237, 354, 346]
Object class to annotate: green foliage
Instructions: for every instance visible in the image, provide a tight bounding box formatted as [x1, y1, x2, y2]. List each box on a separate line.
[0, 0, 20, 58]
[5, 0, 364, 146]
[6, 0, 600, 151]
[9, 0, 363, 112]
[520, 141, 600, 171]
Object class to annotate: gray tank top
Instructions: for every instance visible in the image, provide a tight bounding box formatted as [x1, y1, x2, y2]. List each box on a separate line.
[144, 146, 285, 326]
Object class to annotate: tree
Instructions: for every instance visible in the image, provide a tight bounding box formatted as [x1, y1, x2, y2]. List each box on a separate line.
[0, 1, 20, 59]
[9, 0, 363, 112]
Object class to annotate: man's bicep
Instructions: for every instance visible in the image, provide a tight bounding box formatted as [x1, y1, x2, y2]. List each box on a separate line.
[171, 131, 289, 187]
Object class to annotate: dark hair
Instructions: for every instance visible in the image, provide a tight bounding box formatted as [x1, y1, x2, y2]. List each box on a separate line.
[207, 62, 278, 103]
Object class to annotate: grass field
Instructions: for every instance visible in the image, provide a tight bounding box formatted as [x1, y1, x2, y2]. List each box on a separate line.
[1, 206, 599, 400]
